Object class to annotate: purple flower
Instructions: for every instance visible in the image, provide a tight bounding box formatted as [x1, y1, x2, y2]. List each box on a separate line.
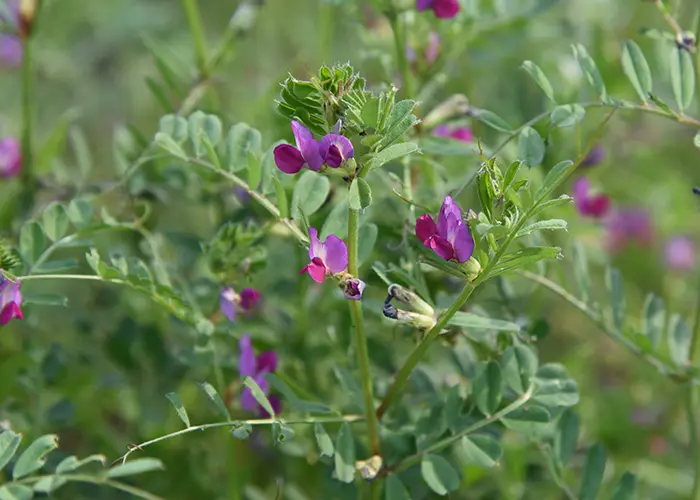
[343, 278, 366, 300]
[238, 335, 281, 417]
[219, 286, 262, 322]
[0, 277, 22, 326]
[319, 134, 354, 168]
[273, 121, 323, 174]
[0, 1, 22, 67]
[219, 287, 237, 322]
[0, 138, 21, 178]
[416, 195, 474, 263]
[665, 236, 695, 270]
[581, 145, 605, 168]
[300, 228, 348, 283]
[416, 0, 460, 19]
[240, 288, 261, 311]
[572, 177, 610, 218]
[605, 208, 653, 253]
[406, 32, 441, 66]
[433, 125, 473, 143]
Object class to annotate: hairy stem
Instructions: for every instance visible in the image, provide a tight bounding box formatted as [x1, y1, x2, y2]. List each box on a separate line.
[348, 206, 381, 455]
[182, 0, 209, 77]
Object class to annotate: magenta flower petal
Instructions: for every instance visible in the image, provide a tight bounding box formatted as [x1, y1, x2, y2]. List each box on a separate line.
[256, 351, 278, 374]
[450, 127, 473, 143]
[320, 134, 354, 168]
[665, 236, 695, 270]
[573, 177, 610, 218]
[433, 0, 460, 18]
[308, 227, 325, 261]
[219, 287, 237, 322]
[238, 335, 256, 378]
[322, 235, 348, 274]
[585, 194, 611, 218]
[429, 235, 455, 261]
[240, 288, 261, 311]
[451, 221, 475, 263]
[416, 0, 433, 11]
[438, 196, 462, 238]
[273, 144, 305, 174]
[291, 121, 323, 171]
[0, 302, 22, 325]
[301, 259, 327, 283]
[416, 214, 438, 246]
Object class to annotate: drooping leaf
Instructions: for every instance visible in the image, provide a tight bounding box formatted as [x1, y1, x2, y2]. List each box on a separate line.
[502, 345, 538, 394]
[334, 423, 355, 483]
[473, 361, 502, 415]
[611, 471, 638, 500]
[107, 458, 165, 478]
[518, 126, 545, 167]
[668, 313, 691, 367]
[522, 60, 556, 102]
[165, 392, 191, 428]
[579, 444, 607, 500]
[227, 123, 262, 172]
[19, 221, 46, 267]
[199, 382, 231, 421]
[606, 267, 626, 330]
[0, 431, 22, 472]
[12, 434, 59, 479]
[573, 44, 607, 100]
[314, 423, 334, 458]
[348, 178, 372, 210]
[535, 160, 573, 203]
[461, 434, 502, 468]
[555, 409, 580, 466]
[291, 171, 330, 220]
[670, 46, 695, 111]
[550, 104, 586, 128]
[620, 40, 652, 103]
[42, 203, 71, 242]
[641, 293, 665, 347]
[474, 110, 513, 132]
[421, 454, 460, 495]
[243, 376, 276, 418]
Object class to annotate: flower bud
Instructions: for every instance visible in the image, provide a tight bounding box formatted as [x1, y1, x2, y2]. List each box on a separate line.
[388, 284, 434, 317]
[343, 278, 366, 300]
[460, 256, 481, 282]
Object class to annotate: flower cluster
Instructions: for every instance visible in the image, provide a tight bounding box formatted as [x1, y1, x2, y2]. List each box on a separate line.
[0, 138, 21, 178]
[416, 195, 475, 263]
[219, 287, 261, 322]
[0, 277, 22, 326]
[273, 121, 354, 174]
[238, 335, 280, 417]
[416, 0, 460, 19]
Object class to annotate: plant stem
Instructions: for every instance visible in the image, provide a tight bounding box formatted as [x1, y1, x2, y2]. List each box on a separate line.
[19, 25, 35, 216]
[348, 206, 381, 455]
[687, 282, 700, 499]
[376, 282, 475, 419]
[388, 10, 413, 99]
[118, 414, 364, 464]
[18, 474, 164, 500]
[182, 0, 209, 78]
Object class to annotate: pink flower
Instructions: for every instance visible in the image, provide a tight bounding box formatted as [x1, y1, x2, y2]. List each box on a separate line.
[416, 0, 460, 19]
[416, 195, 474, 263]
[572, 177, 610, 218]
[665, 236, 695, 270]
[0, 277, 22, 326]
[300, 228, 348, 283]
[433, 125, 473, 143]
[605, 208, 653, 253]
[0, 138, 21, 178]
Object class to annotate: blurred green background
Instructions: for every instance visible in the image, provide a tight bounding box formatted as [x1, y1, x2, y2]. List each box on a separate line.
[1, 0, 700, 498]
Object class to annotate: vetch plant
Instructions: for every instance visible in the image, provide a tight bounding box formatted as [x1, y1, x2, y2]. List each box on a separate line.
[2, 0, 700, 499]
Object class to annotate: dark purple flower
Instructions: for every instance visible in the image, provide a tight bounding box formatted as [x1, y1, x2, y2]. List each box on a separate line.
[572, 177, 610, 218]
[0, 138, 21, 178]
[0, 0, 21, 67]
[605, 208, 653, 253]
[240, 288, 261, 311]
[300, 228, 348, 283]
[665, 235, 695, 270]
[343, 278, 366, 300]
[273, 121, 323, 174]
[319, 134, 354, 168]
[219, 287, 237, 322]
[416, 0, 460, 18]
[581, 145, 605, 168]
[238, 335, 281, 417]
[0, 277, 22, 326]
[416, 195, 474, 263]
[433, 125, 473, 143]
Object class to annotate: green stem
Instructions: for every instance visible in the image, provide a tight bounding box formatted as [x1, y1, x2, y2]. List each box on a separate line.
[19, 27, 35, 215]
[388, 11, 413, 99]
[388, 385, 534, 473]
[16, 474, 163, 500]
[376, 282, 475, 419]
[182, 0, 209, 77]
[687, 282, 700, 499]
[118, 414, 364, 464]
[348, 206, 381, 455]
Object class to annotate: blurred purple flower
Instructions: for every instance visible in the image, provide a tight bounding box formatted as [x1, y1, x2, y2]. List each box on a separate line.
[238, 335, 281, 417]
[433, 124, 473, 143]
[605, 207, 653, 253]
[0, 137, 21, 178]
[0, 0, 21, 66]
[406, 32, 440, 66]
[343, 278, 366, 300]
[0, 277, 22, 326]
[572, 177, 610, 218]
[665, 235, 695, 270]
[240, 288, 261, 311]
[581, 145, 605, 168]
[219, 286, 262, 322]
[300, 228, 348, 283]
[234, 186, 250, 204]
[416, 0, 460, 19]
[416, 195, 474, 263]
[319, 134, 353, 168]
[273, 121, 323, 174]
